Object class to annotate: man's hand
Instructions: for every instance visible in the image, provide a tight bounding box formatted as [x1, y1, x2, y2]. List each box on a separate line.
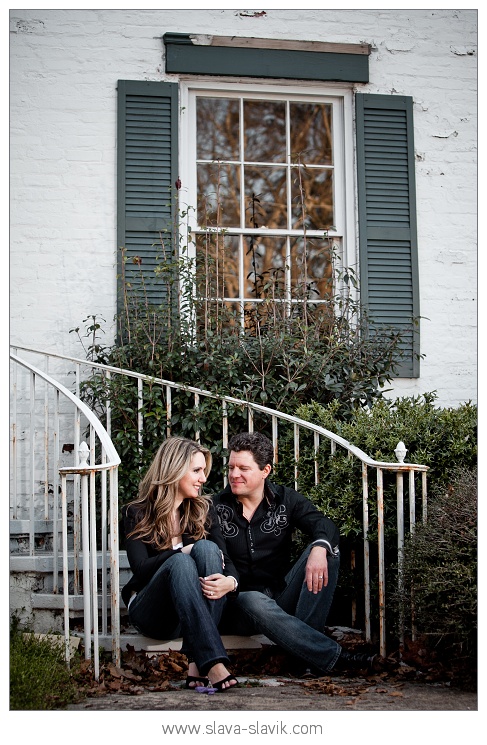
[199, 573, 235, 600]
[305, 546, 329, 593]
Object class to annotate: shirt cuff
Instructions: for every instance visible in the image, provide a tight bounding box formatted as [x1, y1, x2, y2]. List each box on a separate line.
[311, 539, 332, 554]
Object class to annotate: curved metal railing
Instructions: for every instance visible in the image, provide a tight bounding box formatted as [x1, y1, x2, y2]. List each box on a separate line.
[10, 351, 121, 679]
[10, 345, 428, 658]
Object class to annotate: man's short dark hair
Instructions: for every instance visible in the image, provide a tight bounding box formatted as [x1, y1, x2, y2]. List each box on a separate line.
[228, 432, 274, 471]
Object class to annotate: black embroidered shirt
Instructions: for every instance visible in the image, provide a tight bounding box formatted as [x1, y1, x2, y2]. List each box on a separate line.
[212, 481, 340, 593]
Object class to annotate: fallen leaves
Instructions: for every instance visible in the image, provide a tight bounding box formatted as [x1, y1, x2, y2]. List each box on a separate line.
[72, 646, 188, 698]
[69, 632, 476, 701]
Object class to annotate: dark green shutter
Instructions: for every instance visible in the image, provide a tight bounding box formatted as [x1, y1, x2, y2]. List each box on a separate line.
[117, 80, 179, 311]
[356, 93, 420, 377]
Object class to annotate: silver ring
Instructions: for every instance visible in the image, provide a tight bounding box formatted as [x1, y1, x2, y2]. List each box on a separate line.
[318, 575, 323, 579]
[209, 592, 214, 596]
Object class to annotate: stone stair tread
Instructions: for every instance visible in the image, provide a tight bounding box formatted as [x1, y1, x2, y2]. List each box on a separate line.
[88, 632, 274, 653]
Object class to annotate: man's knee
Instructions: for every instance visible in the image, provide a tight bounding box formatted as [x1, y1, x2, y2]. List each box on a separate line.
[236, 590, 275, 615]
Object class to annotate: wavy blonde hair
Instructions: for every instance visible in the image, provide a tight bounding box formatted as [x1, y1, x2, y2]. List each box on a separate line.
[126, 437, 212, 550]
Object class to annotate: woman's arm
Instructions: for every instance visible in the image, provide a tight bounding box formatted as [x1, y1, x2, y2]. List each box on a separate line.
[124, 506, 181, 586]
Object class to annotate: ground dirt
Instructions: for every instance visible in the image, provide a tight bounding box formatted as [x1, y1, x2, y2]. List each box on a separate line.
[67, 675, 477, 712]
[65, 633, 477, 713]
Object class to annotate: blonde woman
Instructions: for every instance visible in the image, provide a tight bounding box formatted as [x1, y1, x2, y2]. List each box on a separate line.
[122, 437, 239, 692]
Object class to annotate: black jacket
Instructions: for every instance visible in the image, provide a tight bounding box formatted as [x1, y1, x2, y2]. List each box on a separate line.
[121, 502, 238, 608]
[212, 480, 340, 593]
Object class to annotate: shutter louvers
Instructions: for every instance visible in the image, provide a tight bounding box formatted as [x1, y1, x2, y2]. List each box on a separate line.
[356, 94, 420, 377]
[117, 80, 179, 310]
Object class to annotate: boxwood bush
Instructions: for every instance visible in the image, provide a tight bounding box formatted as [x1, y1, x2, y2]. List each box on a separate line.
[275, 395, 477, 641]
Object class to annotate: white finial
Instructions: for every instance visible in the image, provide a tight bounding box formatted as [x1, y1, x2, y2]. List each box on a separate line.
[394, 441, 407, 463]
[78, 441, 90, 467]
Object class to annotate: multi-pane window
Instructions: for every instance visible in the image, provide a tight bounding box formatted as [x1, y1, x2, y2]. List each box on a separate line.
[183, 87, 347, 326]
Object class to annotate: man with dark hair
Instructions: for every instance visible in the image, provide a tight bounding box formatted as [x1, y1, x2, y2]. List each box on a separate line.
[209, 431, 377, 676]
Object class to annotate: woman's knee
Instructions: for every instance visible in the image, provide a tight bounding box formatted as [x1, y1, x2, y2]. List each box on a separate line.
[190, 539, 221, 560]
[162, 551, 197, 582]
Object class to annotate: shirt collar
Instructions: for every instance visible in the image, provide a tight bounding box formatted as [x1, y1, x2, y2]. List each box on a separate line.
[226, 480, 276, 510]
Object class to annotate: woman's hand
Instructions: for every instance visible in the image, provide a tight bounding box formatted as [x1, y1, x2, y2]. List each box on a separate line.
[199, 573, 234, 600]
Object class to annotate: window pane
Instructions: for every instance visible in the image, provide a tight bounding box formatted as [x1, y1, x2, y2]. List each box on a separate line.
[290, 103, 333, 165]
[195, 233, 240, 299]
[196, 97, 240, 161]
[243, 235, 287, 298]
[244, 100, 286, 163]
[197, 163, 240, 227]
[291, 167, 334, 230]
[244, 166, 287, 228]
[291, 238, 333, 300]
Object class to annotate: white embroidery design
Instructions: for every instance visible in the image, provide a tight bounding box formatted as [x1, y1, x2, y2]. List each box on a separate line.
[260, 504, 288, 535]
[215, 504, 239, 538]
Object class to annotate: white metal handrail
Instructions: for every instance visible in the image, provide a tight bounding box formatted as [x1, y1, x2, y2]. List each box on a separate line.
[10, 351, 121, 679]
[10, 345, 428, 658]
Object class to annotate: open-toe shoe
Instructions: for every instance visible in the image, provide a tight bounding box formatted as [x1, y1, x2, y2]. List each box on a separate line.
[185, 675, 209, 689]
[212, 674, 239, 692]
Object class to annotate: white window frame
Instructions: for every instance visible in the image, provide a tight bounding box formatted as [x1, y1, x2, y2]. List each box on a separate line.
[179, 79, 357, 310]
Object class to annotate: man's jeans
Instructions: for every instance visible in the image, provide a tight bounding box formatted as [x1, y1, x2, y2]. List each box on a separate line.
[128, 540, 229, 676]
[221, 544, 342, 673]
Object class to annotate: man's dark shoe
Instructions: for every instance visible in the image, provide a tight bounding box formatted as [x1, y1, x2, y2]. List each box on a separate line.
[332, 648, 378, 673]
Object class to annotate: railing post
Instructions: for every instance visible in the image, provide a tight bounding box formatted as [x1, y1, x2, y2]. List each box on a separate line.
[396, 470, 405, 646]
[29, 371, 36, 555]
[105, 370, 112, 437]
[362, 463, 371, 642]
[222, 400, 228, 487]
[293, 423, 300, 491]
[110, 466, 121, 667]
[395, 441, 408, 647]
[422, 471, 428, 524]
[376, 467, 386, 657]
[166, 385, 172, 439]
[61, 472, 71, 667]
[313, 431, 320, 486]
[137, 378, 144, 455]
[194, 392, 200, 442]
[101, 451, 108, 635]
[89, 467, 99, 681]
[79, 442, 92, 661]
[409, 469, 417, 641]
[272, 416, 278, 467]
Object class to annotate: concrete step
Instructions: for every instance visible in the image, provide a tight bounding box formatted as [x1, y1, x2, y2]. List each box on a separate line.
[93, 633, 275, 654]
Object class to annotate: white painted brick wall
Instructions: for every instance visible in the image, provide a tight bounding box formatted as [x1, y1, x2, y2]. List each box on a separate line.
[9, 9, 477, 408]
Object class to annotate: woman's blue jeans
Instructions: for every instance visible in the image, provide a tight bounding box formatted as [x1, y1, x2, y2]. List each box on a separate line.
[221, 544, 342, 673]
[128, 540, 229, 676]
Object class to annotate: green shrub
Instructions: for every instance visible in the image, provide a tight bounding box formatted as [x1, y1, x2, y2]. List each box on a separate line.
[391, 467, 477, 659]
[286, 393, 477, 534]
[10, 617, 81, 710]
[277, 395, 477, 634]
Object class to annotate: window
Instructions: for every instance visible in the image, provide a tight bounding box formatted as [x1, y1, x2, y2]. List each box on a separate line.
[117, 36, 419, 375]
[181, 83, 354, 327]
